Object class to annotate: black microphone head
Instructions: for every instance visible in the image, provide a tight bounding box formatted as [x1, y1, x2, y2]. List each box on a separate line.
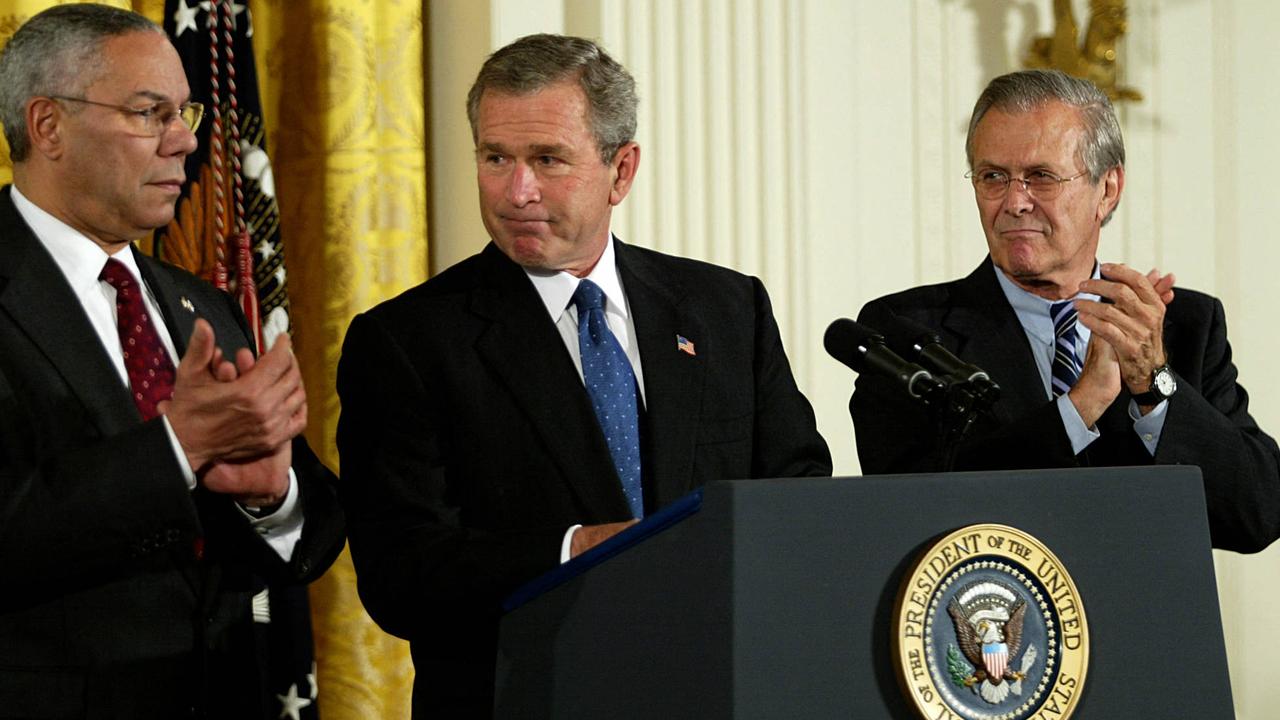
[826, 318, 947, 402]
[824, 318, 885, 372]
[880, 311, 995, 392]
[880, 312, 943, 357]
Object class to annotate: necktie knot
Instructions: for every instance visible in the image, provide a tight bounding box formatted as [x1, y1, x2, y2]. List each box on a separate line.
[1050, 300, 1077, 337]
[573, 280, 610, 345]
[100, 258, 135, 292]
[572, 279, 606, 313]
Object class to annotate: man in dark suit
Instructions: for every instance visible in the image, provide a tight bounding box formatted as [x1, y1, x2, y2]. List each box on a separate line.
[0, 6, 343, 718]
[851, 69, 1279, 553]
[337, 33, 831, 715]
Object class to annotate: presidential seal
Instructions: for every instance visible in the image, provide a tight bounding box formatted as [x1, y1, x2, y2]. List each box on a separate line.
[893, 524, 1088, 720]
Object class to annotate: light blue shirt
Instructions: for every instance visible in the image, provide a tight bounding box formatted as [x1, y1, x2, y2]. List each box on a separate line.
[992, 263, 1167, 456]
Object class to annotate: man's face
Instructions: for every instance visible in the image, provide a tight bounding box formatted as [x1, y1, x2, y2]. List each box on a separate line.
[969, 101, 1122, 298]
[474, 80, 638, 277]
[54, 31, 196, 247]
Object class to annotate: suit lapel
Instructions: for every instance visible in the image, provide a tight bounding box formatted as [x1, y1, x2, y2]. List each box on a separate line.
[616, 240, 705, 507]
[470, 245, 632, 520]
[0, 189, 139, 435]
[941, 259, 1054, 423]
[133, 248, 196, 357]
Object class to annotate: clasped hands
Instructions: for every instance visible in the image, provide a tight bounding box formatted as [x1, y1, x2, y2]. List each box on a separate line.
[159, 319, 307, 508]
[1068, 263, 1176, 427]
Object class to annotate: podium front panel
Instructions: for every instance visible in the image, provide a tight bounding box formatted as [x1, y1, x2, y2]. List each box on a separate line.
[497, 467, 1232, 719]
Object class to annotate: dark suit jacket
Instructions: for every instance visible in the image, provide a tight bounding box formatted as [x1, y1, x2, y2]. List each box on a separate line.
[337, 239, 831, 715]
[0, 187, 344, 719]
[851, 257, 1280, 553]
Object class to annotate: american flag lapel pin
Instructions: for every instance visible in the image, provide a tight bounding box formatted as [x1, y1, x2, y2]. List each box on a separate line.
[676, 334, 696, 356]
[180, 296, 195, 312]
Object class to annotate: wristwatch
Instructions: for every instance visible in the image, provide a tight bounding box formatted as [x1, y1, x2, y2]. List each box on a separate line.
[1132, 364, 1177, 405]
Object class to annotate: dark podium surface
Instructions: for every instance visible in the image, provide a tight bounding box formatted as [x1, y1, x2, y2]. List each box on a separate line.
[496, 467, 1233, 718]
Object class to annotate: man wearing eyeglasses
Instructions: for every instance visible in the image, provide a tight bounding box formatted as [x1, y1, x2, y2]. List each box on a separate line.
[850, 69, 1280, 553]
[0, 6, 342, 718]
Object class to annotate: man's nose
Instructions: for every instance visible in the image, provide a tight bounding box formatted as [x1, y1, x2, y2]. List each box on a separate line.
[160, 121, 198, 158]
[507, 163, 540, 206]
[1001, 178, 1035, 215]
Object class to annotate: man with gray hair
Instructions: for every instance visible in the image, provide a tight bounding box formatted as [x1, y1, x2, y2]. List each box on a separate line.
[337, 33, 831, 715]
[850, 69, 1280, 553]
[0, 5, 343, 717]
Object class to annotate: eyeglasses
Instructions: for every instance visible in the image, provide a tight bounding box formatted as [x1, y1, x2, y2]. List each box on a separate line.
[50, 95, 204, 136]
[965, 168, 1088, 201]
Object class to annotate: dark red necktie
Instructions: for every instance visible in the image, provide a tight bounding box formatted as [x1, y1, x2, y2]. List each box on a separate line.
[99, 258, 176, 421]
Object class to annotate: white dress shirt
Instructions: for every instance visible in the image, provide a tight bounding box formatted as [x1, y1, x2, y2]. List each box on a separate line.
[525, 235, 647, 403]
[10, 185, 302, 560]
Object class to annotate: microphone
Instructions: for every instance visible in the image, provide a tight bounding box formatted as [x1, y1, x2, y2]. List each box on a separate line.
[824, 319, 945, 401]
[882, 314, 988, 384]
[879, 312, 1001, 405]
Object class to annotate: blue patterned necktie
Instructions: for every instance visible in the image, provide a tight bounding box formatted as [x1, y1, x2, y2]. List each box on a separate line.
[1050, 300, 1082, 398]
[572, 279, 644, 519]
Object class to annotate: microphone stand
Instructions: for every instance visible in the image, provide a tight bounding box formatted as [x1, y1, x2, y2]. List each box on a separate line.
[934, 381, 1000, 472]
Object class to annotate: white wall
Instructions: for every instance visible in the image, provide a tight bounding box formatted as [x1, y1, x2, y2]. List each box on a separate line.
[427, 2, 1280, 715]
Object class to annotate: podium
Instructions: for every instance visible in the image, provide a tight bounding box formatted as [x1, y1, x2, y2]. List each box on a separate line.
[496, 467, 1234, 718]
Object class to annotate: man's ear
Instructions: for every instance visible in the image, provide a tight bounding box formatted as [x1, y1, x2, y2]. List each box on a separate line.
[1097, 164, 1124, 222]
[608, 141, 640, 206]
[26, 97, 66, 160]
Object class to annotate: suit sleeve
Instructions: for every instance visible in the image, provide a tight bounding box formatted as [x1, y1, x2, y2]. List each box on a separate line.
[748, 277, 832, 478]
[336, 312, 566, 640]
[0, 284, 341, 614]
[0, 373, 202, 611]
[851, 298, 1078, 475]
[1154, 298, 1280, 553]
[171, 279, 345, 584]
[193, 434, 345, 584]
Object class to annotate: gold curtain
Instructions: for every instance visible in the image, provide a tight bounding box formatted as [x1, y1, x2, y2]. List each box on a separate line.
[0, 2, 424, 717]
[254, 2, 423, 717]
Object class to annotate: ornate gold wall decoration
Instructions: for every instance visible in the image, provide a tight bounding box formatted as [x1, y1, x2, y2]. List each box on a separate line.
[1026, 0, 1141, 101]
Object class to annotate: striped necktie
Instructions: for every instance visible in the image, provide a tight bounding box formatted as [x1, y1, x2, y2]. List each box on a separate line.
[1050, 300, 1082, 398]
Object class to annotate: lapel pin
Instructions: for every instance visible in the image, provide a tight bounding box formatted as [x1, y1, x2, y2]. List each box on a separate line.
[180, 296, 195, 313]
[676, 334, 696, 356]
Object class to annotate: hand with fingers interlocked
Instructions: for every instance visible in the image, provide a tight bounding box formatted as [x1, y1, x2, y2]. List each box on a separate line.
[1069, 264, 1177, 424]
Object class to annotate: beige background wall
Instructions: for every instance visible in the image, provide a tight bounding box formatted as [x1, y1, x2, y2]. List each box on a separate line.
[427, 1, 1280, 715]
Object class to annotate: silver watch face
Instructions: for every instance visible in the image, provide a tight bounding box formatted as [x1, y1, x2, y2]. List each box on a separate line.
[1154, 368, 1177, 396]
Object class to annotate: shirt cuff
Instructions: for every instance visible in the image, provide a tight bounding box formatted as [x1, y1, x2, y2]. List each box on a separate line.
[161, 415, 197, 490]
[235, 468, 304, 561]
[1056, 393, 1101, 455]
[560, 524, 583, 564]
[1128, 398, 1169, 456]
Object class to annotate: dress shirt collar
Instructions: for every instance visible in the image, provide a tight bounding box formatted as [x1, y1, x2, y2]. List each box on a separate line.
[525, 233, 630, 322]
[992, 259, 1100, 345]
[10, 184, 144, 288]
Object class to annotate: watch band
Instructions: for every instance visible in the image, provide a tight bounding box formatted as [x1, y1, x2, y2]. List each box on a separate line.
[1132, 365, 1175, 405]
[1130, 389, 1162, 405]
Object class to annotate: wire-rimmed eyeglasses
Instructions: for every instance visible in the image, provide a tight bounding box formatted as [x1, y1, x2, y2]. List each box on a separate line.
[50, 95, 204, 136]
[965, 168, 1088, 201]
